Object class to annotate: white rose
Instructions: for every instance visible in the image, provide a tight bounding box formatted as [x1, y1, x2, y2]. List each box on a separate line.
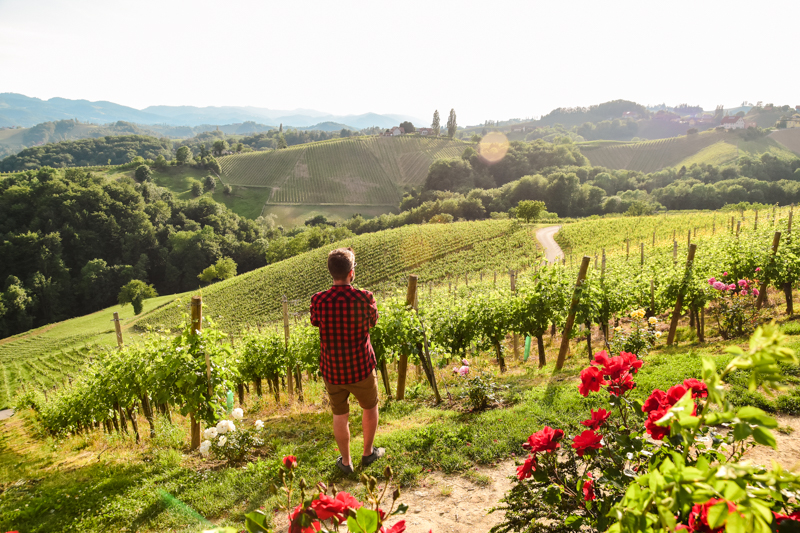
[254, 420, 264, 429]
[227, 420, 236, 432]
[232, 408, 244, 420]
[203, 427, 218, 440]
[218, 436, 227, 447]
[216, 420, 229, 434]
[199, 440, 211, 457]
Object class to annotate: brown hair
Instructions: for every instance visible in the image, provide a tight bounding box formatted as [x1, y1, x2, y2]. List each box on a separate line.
[327, 247, 355, 280]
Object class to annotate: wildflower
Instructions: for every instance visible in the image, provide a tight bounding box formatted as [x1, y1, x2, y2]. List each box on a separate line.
[581, 408, 611, 430]
[199, 440, 211, 457]
[232, 408, 244, 420]
[572, 430, 603, 457]
[516, 454, 537, 480]
[582, 473, 596, 501]
[254, 419, 264, 429]
[283, 455, 298, 470]
[523, 426, 564, 453]
[218, 436, 227, 447]
[579, 366, 606, 397]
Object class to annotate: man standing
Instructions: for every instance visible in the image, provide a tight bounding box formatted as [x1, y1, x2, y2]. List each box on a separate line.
[310, 247, 384, 474]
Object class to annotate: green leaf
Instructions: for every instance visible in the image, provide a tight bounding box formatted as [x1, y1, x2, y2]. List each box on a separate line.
[707, 501, 730, 529]
[736, 406, 778, 428]
[347, 508, 380, 533]
[244, 510, 270, 533]
[726, 505, 746, 533]
[391, 503, 408, 516]
[752, 426, 777, 449]
[565, 516, 584, 529]
[733, 422, 752, 441]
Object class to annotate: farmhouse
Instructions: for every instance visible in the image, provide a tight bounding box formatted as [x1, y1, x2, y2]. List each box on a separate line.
[720, 116, 745, 130]
[418, 127, 434, 136]
[382, 126, 405, 137]
[784, 114, 800, 128]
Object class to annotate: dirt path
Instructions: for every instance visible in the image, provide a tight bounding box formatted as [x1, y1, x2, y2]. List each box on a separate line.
[535, 225, 563, 264]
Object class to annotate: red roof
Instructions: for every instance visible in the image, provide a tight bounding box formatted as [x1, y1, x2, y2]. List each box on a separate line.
[721, 116, 742, 124]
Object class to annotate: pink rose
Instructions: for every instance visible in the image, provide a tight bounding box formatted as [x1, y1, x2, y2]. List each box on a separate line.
[708, 277, 716, 285]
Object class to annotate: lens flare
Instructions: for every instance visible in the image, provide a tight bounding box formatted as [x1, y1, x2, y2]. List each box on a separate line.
[478, 131, 510, 165]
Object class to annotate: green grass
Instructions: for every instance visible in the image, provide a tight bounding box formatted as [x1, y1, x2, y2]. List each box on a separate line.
[676, 141, 740, 167]
[218, 136, 468, 206]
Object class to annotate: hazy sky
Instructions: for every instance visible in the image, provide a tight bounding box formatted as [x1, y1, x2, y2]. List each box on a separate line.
[1, 0, 797, 125]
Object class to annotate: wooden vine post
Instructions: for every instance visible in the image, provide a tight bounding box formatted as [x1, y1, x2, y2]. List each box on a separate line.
[667, 244, 697, 346]
[190, 295, 204, 450]
[510, 271, 519, 360]
[113, 312, 123, 347]
[556, 256, 591, 371]
[281, 296, 295, 401]
[395, 275, 418, 400]
[756, 232, 781, 309]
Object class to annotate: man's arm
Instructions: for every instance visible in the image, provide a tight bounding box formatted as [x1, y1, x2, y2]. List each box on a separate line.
[310, 296, 320, 327]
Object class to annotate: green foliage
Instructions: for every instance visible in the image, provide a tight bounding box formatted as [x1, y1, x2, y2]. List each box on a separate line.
[203, 175, 216, 192]
[198, 257, 238, 284]
[516, 200, 546, 222]
[134, 164, 152, 183]
[117, 280, 157, 315]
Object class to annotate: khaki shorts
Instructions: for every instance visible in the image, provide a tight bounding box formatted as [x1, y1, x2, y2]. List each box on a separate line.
[324, 369, 379, 416]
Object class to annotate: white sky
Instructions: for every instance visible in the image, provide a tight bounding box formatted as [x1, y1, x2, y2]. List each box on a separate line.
[0, 0, 797, 125]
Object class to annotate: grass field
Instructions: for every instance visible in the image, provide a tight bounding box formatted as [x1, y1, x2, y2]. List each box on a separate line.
[218, 136, 468, 206]
[580, 130, 799, 172]
[771, 128, 800, 156]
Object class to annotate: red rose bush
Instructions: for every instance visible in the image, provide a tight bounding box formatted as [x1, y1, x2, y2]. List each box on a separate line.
[493, 326, 800, 533]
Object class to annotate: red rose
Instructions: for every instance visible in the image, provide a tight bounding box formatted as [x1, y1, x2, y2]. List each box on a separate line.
[645, 409, 671, 440]
[642, 389, 668, 413]
[620, 351, 643, 374]
[683, 378, 708, 399]
[600, 355, 629, 381]
[607, 372, 636, 396]
[666, 384, 688, 405]
[310, 492, 361, 522]
[591, 350, 611, 368]
[523, 426, 565, 453]
[582, 473, 596, 501]
[572, 430, 603, 457]
[516, 454, 537, 480]
[288, 504, 322, 533]
[579, 366, 607, 397]
[581, 408, 611, 430]
[688, 499, 737, 533]
[381, 520, 407, 533]
[283, 455, 298, 470]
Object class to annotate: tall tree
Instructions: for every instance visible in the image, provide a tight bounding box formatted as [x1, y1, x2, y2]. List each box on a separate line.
[447, 109, 457, 138]
[176, 146, 191, 165]
[432, 110, 441, 136]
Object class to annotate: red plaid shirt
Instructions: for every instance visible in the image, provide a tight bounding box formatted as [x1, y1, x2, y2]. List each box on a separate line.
[310, 285, 379, 385]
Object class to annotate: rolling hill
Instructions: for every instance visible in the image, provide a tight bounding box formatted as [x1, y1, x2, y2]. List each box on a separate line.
[579, 130, 800, 172]
[218, 135, 469, 206]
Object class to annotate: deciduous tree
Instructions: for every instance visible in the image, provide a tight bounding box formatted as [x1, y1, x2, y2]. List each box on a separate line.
[447, 109, 457, 138]
[118, 280, 158, 315]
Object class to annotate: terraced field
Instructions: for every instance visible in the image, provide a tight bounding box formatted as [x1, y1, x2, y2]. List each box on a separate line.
[218, 136, 467, 206]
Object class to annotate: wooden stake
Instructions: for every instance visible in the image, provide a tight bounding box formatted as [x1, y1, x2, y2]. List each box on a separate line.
[640, 243, 644, 266]
[789, 207, 794, 234]
[556, 256, 591, 370]
[113, 312, 123, 347]
[687, 229, 691, 247]
[282, 296, 294, 400]
[626, 239, 630, 260]
[601, 250, 606, 279]
[667, 244, 697, 346]
[511, 271, 519, 361]
[653, 229, 656, 246]
[673, 240, 677, 264]
[396, 275, 418, 400]
[757, 232, 781, 309]
[755, 211, 758, 231]
[736, 221, 741, 236]
[190, 295, 204, 451]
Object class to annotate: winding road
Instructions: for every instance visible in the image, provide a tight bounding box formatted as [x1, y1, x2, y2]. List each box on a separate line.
[535, 225, 564, 264]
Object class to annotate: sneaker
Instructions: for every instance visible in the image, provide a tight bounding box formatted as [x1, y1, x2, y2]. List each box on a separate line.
[361, 447, 385, 468]
[336, 456, 354, 474]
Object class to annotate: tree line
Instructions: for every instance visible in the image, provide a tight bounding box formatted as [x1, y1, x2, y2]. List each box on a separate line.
[0, 168, 354, 338]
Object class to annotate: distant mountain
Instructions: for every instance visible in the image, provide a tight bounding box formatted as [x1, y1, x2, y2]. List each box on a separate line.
[0, 93, 420, 130]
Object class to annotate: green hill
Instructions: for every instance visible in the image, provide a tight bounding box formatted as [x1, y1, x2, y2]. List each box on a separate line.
[579, 130, 799, 172]
[218, 136, 468, 206]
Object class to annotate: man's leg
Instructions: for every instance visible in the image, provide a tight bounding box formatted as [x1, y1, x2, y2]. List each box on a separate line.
[361, 404, 379, 457]
[333, 413, 352, 467]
